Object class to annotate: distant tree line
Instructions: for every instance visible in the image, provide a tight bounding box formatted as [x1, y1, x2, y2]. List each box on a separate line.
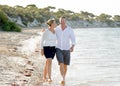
[0, 4, 120, 28]
[0, 9, 21, 32]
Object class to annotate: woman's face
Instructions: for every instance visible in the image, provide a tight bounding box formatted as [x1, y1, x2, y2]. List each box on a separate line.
[51, 21, 57, 28]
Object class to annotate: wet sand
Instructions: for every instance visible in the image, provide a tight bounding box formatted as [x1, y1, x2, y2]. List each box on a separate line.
[0, 28, 45, 86]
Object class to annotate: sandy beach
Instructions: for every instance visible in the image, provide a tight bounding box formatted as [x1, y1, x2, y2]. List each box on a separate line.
[1, 28, 120, 86]
[0, 28, 45, 86]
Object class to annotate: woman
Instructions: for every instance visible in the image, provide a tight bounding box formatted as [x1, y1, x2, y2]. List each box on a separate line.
[40, 18, 57, 82]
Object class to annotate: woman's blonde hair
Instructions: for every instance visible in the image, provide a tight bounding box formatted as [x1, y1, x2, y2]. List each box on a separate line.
[46, 18, 55, 26]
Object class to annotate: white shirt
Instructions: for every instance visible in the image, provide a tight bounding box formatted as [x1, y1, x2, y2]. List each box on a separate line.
[55, 25, 76, 50]
[40, 29, 57, 49]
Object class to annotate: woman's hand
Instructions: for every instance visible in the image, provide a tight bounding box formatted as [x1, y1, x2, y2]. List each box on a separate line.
[41, 49, 44, 56]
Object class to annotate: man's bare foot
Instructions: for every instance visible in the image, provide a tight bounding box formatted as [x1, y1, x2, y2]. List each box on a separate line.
[60, 80, 65, 84]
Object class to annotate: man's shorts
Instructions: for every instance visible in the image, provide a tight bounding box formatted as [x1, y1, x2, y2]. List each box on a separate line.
[56, 48, 70, 65]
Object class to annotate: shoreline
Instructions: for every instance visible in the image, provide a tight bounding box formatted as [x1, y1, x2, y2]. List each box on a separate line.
[0, 29, 44, 86]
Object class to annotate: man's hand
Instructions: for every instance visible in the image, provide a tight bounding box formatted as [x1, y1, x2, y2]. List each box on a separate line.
[70, 45, 74, 52]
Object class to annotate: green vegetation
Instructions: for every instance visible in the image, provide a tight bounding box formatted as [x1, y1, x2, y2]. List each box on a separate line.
[2, 21, 21, 32]
[0, 4, 120, 28]
[0, 9, 21, 32]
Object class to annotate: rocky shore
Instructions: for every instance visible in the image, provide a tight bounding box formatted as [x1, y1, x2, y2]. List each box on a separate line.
[0, 28, 45, 86]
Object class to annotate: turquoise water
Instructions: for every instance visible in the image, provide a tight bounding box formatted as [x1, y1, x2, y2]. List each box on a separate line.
[46, 28, 120, 86]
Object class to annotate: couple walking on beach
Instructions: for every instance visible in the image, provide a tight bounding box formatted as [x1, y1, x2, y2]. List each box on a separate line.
[40, 16, 76, 84]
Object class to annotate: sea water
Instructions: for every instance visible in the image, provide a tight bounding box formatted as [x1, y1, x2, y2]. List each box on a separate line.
[48, 28, 120, 86]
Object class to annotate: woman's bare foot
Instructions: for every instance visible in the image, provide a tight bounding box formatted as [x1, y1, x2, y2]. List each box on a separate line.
[48, 79, 52, 82]
[43, 78, 47, 82]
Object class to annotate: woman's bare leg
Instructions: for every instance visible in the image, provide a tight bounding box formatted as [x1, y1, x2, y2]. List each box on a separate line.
[43, 61, 48, 82]
[47, 58, 52, 82]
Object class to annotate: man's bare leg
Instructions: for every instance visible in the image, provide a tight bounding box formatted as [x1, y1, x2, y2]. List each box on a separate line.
[60, 63, 65, 84]
[64, 64, 67, 77]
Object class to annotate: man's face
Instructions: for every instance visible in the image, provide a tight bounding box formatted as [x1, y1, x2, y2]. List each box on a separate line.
[60, 18, 66, 25]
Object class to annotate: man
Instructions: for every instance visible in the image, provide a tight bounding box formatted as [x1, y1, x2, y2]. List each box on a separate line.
[55, 16, 76, 84]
